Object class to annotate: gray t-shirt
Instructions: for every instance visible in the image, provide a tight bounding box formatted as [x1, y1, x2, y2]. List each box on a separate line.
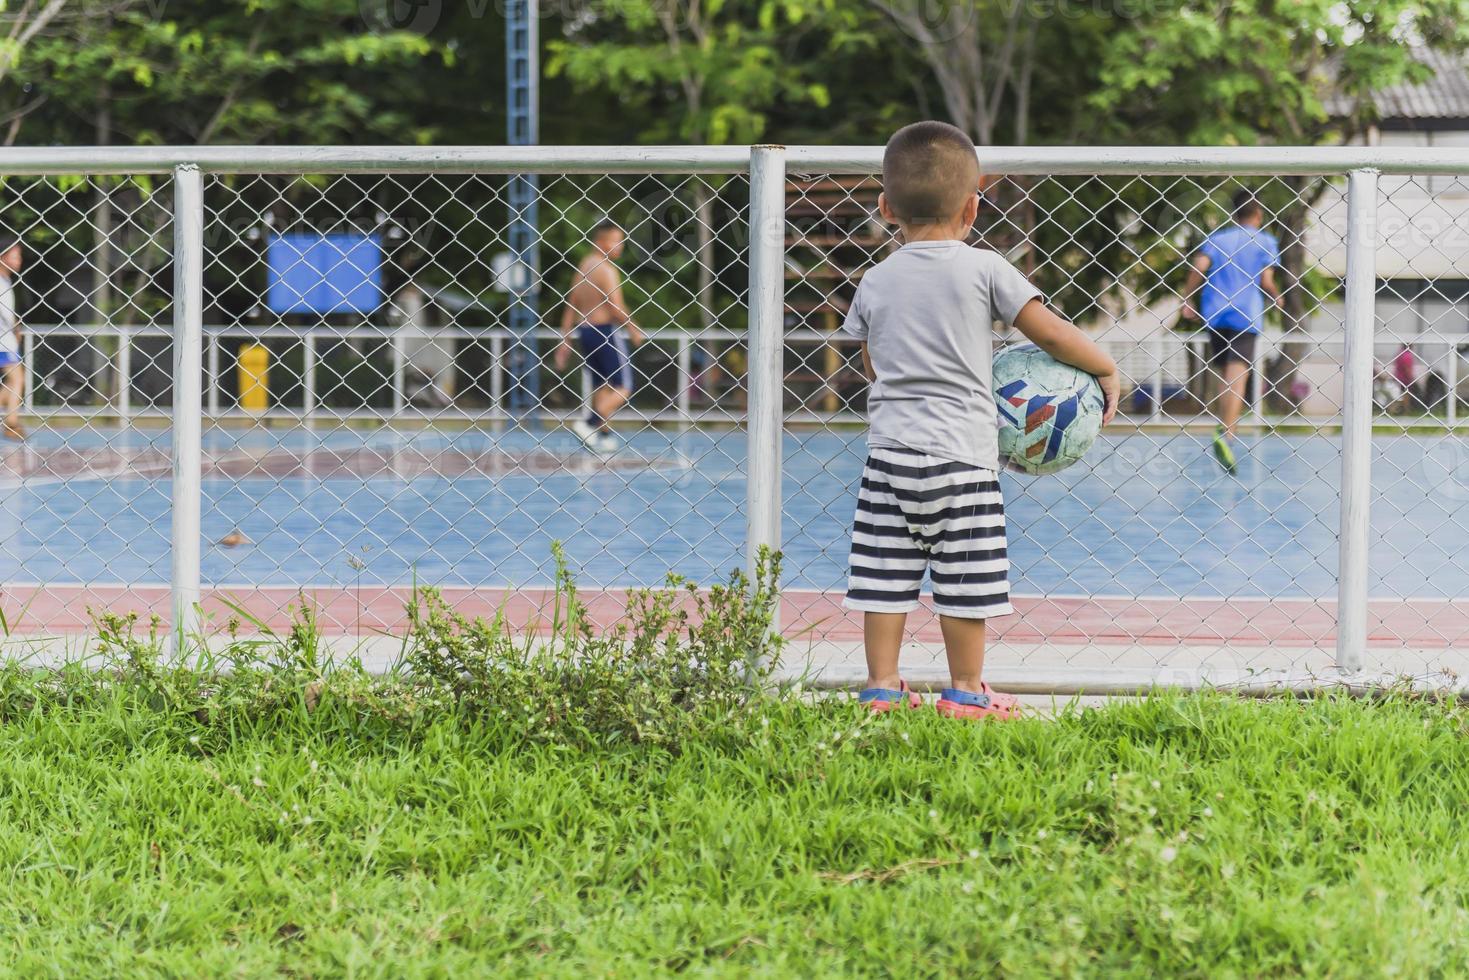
[841, 241, 1041, 469]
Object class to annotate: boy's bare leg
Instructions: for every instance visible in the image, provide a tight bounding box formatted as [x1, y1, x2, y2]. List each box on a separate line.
[1214, 361, 1249, 439]
[939, 614, 986, 694]
[1, 363, 22, 437]
[863, 611, 906, 689]
[591, 385, 628, 430]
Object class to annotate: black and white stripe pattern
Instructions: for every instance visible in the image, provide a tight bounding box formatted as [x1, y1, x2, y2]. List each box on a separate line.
[845, 446, 1012, 619]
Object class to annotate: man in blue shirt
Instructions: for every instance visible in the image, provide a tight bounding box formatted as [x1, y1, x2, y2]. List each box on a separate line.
[1182, 190, 1282, 474]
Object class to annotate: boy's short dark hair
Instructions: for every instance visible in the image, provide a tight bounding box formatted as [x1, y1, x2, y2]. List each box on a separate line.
[882, 121, 981, 225]
[1232, 189, 1263, 221]
[592, 218, 623, 239]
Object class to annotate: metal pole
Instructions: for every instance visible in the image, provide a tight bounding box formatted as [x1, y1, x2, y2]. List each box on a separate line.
[391, 330, 405, 416]
[207, 333, 219, 418]
[1445, 346, 1457, 426]
[118, 327, 133, 419]
[1151, 333, 1164, 419]
[22, 329, 34, 417]
[304, 332, 316, 424]
[1337, 168, 1378, 673]
[14, 144, 1469, 178]
[490, 334, 505, 426]
[677, 335, 692, 424]
[746, 145, 785, 610]
[171, 164, 204, 647]
[505, 0, 541, 421]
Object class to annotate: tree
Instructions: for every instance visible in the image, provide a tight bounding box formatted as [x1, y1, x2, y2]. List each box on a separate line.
[0, 0, 445, 403]
[1092, 0, 1469, 406]
[865, 0, 1034, 145]
[15, 0, 442, 147]
[0, 0, 66, 126]
[547, 0, 835, 329]
[1092, 0, 1468, 147]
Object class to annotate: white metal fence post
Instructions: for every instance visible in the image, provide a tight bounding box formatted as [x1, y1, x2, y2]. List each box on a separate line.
[171, 164, 204, 647]
[117, 327, 131, 419]
[304, 332, 317, 423]
[1151, 333, 1164, 419]
[207, 333, 220, 418]
[1445, 351, 1457, 426]
[676, 333, 692, 424]
[391, 330, 406, 416]
[746, 145, 785, 612]
[22, 330, 33, 417]
[1337, 168, 1379, 673]
[490, 334, 505, 425]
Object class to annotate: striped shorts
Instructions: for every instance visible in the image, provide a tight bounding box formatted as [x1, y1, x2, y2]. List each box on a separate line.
[844, 447, 1012, 620]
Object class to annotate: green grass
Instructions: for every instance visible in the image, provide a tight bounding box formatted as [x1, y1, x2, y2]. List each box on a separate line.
[4, 687, 1469, 975]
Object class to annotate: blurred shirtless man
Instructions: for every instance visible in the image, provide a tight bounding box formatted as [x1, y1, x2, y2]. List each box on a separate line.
[554, 220, 644, 453]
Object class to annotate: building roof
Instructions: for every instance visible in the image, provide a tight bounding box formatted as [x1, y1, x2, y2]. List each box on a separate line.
[1330, 47, 1469, 122]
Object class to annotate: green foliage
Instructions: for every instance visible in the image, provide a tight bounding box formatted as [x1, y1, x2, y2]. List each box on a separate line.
[1092, 0, 1469, 145]
[35, 548, 785, 755]
[406, 544, 783, 749]
[11, 0, 446, 146]
[546, 0, 836, 144]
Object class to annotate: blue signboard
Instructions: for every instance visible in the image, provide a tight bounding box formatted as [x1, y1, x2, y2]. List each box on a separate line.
[266, 233, 383, 315]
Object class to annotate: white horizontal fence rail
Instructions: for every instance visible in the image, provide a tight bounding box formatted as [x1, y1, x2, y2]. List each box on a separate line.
[5, 143, 1469, 175]
[0, 146, 754, 175]
[9, 144, 1464, 696]
[26, 323, 1469, 430]
[789, 145, 1469, 176]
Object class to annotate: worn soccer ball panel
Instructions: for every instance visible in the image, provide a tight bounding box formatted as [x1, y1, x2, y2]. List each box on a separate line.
[993, 343, 1105, 476]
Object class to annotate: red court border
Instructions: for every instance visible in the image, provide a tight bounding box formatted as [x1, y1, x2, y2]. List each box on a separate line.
[0, 585, 1462, 648]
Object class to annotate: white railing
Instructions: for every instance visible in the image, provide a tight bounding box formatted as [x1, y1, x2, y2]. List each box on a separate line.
[26, 321, 1469, 429]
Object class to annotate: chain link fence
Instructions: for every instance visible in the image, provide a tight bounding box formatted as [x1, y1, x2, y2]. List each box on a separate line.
[0, 146, 1463, 690]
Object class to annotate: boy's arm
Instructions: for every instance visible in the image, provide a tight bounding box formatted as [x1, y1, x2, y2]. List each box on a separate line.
[1260, 267, 1283, 308]
[606, 269, 643, 345]
[1012, 298, 1120, 423]
[860, 343, 874, 382]
[1181, 253, 1210, 320]
[553, 292, 576, 371]
[558, 296, 576, 337]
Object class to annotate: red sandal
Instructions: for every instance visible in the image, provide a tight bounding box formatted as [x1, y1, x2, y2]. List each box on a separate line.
[977, 681, 1019, 713]
[857, 679, 922, 713]
[935, 685, 1019, 720]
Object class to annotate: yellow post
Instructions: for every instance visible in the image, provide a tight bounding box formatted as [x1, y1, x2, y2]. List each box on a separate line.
[238, 343, 269, 412]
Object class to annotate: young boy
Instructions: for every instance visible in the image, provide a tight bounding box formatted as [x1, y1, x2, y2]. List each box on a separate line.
[843, 122, 1119, 719]
[0, 238, 25, 441]
[553, 220, 644, 453]
[1180, 189, 1282, 474]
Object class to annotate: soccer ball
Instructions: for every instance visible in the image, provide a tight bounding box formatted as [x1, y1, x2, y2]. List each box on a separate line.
[993, 343, 1105, 475]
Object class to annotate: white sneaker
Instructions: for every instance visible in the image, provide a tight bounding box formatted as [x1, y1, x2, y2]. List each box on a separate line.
[570, 418, 599, 448]
[592, 431, 620, 454]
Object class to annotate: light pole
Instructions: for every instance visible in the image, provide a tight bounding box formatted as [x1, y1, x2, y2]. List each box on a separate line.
[506, 0, 540, 420]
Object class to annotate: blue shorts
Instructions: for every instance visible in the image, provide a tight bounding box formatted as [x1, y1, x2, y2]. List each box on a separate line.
[578, 323, 634, 392]
[0, 352, 20, 369]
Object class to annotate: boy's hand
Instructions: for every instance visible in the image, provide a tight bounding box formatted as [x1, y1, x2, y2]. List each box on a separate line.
[553, 342, 572, 372]
[1098, 371, 1120, 425]
[627, 324, 646, 347]
[1012, 300, 1119, 423]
